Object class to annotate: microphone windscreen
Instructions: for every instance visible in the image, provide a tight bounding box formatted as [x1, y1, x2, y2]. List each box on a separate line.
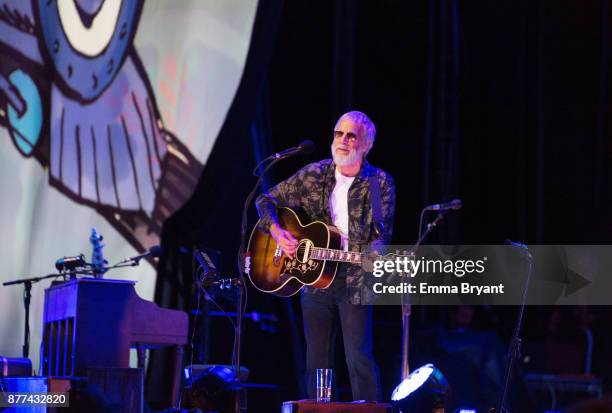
[298, 140, 316, 154]
[55, 254, 86, 271]
[149, 245, 163, 257]
[450, 199, 463, 210]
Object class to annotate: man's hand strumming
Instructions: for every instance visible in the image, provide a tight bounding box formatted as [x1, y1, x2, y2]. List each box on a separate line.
[270, 223, 298, 258]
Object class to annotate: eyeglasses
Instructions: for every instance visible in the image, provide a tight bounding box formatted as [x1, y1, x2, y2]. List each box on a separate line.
[333, 130, 358, 143]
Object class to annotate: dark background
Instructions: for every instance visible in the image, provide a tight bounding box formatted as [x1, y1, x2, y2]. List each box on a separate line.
[151, 1, 612, 411]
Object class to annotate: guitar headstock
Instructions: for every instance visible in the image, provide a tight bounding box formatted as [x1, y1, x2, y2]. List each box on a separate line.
[89, 227, 108, 278]
[362, 248, 415, 275]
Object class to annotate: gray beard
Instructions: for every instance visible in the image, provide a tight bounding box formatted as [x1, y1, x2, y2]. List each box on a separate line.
[331, 144, 362, 167]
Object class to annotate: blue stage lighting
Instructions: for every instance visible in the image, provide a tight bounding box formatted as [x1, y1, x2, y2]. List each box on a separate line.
[391, 363, 450, 413]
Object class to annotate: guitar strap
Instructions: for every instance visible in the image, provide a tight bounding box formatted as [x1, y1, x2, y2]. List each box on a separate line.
[368, 171, 384, 239]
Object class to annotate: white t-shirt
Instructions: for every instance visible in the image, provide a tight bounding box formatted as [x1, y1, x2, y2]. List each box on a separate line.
[329, 168, 355, 251]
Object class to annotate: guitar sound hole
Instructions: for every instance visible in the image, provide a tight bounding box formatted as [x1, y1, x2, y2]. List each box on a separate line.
[296, 239, 313, 263]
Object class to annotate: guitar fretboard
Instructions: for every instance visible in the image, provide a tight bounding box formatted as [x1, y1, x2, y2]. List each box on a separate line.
[308, 247, 363, 264]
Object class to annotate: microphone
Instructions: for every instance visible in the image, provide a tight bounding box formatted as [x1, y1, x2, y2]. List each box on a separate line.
[505, 239, 532, 258]
[505, 239, 528, 249]
[273, 140, 316, 159]
[118, 245, 163, 265]
[55, 254, 87, 272]
[425, 199, 462, 211]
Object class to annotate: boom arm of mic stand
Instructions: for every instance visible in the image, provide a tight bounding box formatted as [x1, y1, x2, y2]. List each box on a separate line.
[2, 272, 68, 286]
[107, 261, 140, 269]
[98, 255, 164, 277]
[252, 152, 290, 177]
[412, 209, 448, 252]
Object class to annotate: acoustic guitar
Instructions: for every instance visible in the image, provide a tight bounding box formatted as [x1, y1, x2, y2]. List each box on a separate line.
[246, 207, 369, 296]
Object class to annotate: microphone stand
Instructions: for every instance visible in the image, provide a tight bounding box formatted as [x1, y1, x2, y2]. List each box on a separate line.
[492, 244, 534, 413]
[400, 209, 448, 380]
[3, 273, 68, 358]
[235, 144, 311, 411]
[234, 155, 288, 413]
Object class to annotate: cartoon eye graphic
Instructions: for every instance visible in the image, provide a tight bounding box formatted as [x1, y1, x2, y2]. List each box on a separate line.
[35, 0, 144, 101]
[57, 0, 122, 57]
[3, 70, 43, 157]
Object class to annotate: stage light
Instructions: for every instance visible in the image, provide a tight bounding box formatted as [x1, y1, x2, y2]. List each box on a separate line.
[391, 363, 450, 413]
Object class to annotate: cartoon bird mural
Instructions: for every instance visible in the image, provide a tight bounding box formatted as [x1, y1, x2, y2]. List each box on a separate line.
[0, 0, 202, 253]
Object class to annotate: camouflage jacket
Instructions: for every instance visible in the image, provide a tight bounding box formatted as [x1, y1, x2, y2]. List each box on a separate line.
[255, 159, 395, 304]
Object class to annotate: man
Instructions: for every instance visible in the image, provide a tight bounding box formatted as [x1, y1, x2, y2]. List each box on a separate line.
[255, 111, 395, 401]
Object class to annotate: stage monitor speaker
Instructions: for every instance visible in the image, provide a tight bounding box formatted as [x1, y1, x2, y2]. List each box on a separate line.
[2, 370, 142, 413]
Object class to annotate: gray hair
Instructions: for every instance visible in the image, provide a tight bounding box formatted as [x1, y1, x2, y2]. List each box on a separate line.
[335, 111, 376, 154]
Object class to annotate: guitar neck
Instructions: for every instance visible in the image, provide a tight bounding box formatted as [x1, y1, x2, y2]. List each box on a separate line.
[309, 247, 363, 264]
